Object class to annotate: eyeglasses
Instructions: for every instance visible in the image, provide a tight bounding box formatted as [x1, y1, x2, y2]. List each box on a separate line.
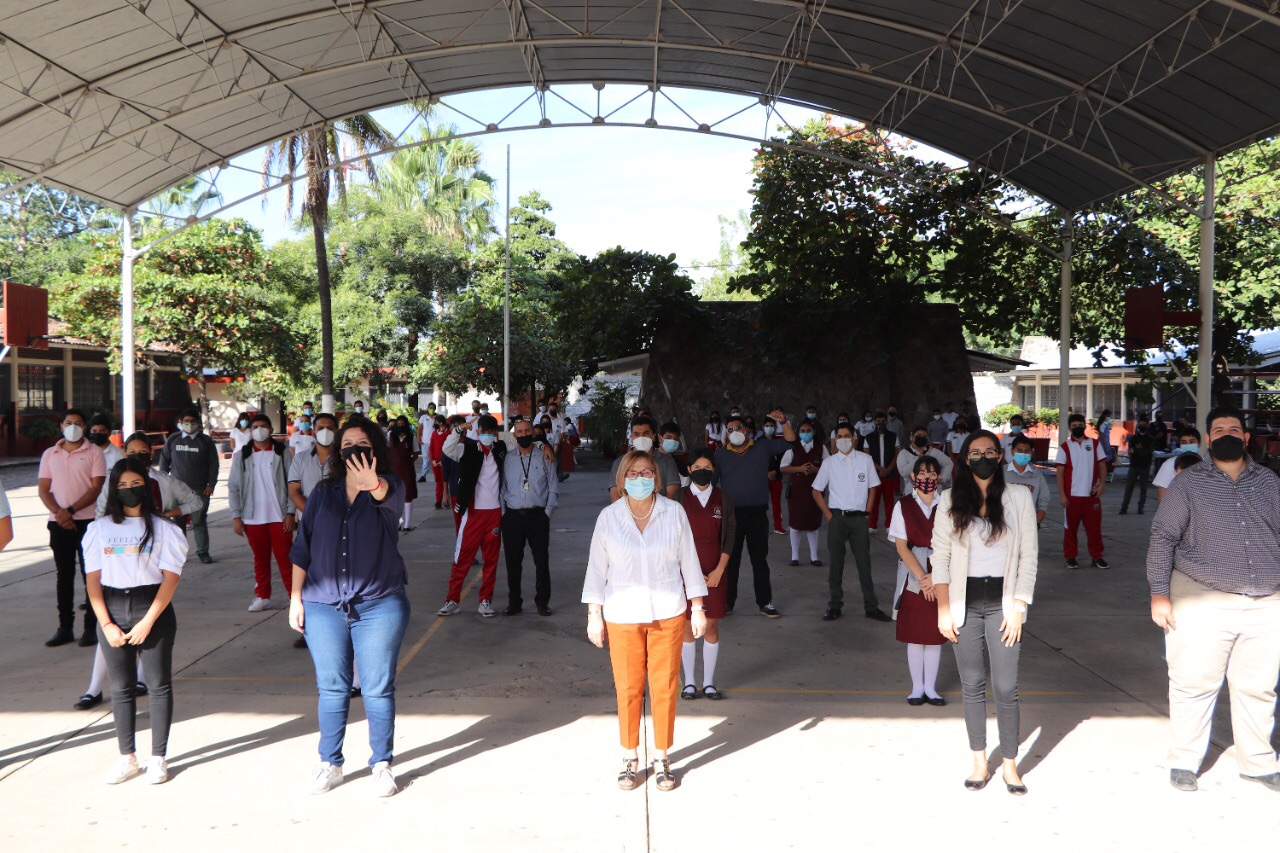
[966, 450, 1000, 461]
[726, 426, 749, 433]
[625, 469, 655, 479]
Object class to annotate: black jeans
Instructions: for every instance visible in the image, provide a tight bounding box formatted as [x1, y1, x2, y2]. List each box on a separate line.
[97, 585, 177, 757]
[48, 519, 93, 633]
[951, 577, 1020, 760]
[1121, 463, 1150, 511]
[726, 505, 772, 610]
[502, 507, 551, 609]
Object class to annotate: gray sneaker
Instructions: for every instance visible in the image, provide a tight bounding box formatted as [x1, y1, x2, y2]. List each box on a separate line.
[437, 600, 461, 617]
[1240, 772, 1280, 792]
[478, 600, 496, 618]
[1169, 769, 1197, 792]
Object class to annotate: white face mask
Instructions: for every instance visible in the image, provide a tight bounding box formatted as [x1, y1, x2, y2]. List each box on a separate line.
[315, 428, 335, 447]
[728, 431, 747, 447]
[180, 422, 198, 435]
[836, 437, 855, 454]
[631, 436, 653, 453]
[933, 414, 941, 420]
[251, 427, 271, 442]
[63, 424, 84, 443]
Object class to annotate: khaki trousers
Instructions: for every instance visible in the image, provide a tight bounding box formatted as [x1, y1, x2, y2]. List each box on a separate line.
[1165, 571, 1280, 776]
[606, 614, 686, 751]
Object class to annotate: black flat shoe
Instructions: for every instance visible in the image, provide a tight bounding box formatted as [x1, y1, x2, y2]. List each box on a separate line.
[502, 604, 523, 616]
[293, 635, 308, 649]
[78, 631, 98, 647]
[865, 609, 893, 623]
[134, 682, 149, 696]
[906, 696, 925, 706]
[964, 777, 988, 791]
[536, 605, 553, 617]
[74, 692, 102, 710]
[681, 684, 697, 700]
[1004, 775, 1028, 796]
[925, 695, 947, 707]
[822, 608, 841, 621]
[703, 685, 723, 700]
[45, 628, 75, 647]
[350, 686, 362, 699]
[198, 552, 214, 564]
[788, 559, 800, 566]
[809, 559, 823, 567]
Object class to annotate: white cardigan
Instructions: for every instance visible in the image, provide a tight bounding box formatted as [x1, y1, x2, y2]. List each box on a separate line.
[930, 486, 1038, 627]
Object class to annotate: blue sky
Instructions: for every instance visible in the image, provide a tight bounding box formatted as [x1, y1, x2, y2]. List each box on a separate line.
[202, 85, 960, 280]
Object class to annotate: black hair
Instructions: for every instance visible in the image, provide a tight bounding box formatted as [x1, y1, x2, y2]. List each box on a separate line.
[1067, 412, 1086, 425]
[1204, 405, 1246, 433]
[1177, 426, 1202, 443]
[1011, 434, 1036, 452]
[910, 424, 928, 435]
[1008, 413, 1025, 423]
[302, 401, 314, 408]
[805, 404, 819, 412]
[724, 414, 746, 429]
[313, 412, 339, 431]
[1100, 409, 1112, 419]
[1173, 454, 1201, 472]
[89, 413, 112, 430]
[319, 415, 394, 488]
[178, 407, 199, 421]
[122, 430, 152, 454]
[104, 457, 160, 554]
[689, 448, 716, 467]
[832, 422, 856, 437]
[874, 411, 887, 419]
[477, 414, 499, 431]
[250, 413, 273, 429]
[235, 411, 251, 424]
[630, 415, 658, 432]
[62, 408, 87, 424]
[659, 421, 681, 436]
[836, 412, 850, 421]
[912, 455, 943, 476]
[948, 429, 1007, 543]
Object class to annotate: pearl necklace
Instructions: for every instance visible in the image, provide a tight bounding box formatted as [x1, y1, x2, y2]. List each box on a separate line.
[627, 495, 656, 522]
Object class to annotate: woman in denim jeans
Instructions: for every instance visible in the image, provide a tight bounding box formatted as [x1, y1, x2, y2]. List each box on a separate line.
[931, 430, 1038, 796]
[289, 416, 409, 797]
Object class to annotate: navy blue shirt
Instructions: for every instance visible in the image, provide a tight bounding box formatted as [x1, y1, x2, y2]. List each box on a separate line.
[290, 473, 408, 612]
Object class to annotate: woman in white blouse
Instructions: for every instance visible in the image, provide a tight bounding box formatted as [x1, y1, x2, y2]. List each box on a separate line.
[931, 430, 1038, 796]
[583, 450, 709, 792]
[85, 457, 189, 786]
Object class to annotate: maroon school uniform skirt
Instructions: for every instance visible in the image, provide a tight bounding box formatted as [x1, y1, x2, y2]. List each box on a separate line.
[896, 584, 946, 645]
[690, 573, 729, 620]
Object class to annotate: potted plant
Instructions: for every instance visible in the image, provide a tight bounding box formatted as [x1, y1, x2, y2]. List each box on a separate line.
[20, 416, 62, 454]
[581, 380, 630, 460]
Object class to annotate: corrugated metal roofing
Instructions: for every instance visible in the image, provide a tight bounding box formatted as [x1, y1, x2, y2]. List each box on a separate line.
[1, 0, 1278, 210]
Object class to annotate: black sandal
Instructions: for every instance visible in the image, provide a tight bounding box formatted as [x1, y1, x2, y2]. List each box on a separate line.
[702, 685, 723, 700]
[681, 684, 697, 700]
[653, 758, 676, 791]
[617, 758, 639, 790]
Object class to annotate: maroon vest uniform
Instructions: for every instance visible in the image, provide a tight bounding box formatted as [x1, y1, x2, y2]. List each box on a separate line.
[898, 496, 937, 570]
[681, 487, 725, 575]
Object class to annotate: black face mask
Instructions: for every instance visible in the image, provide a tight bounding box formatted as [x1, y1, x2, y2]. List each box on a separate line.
[117, 485, 147, 508]
[913, 435, 929, 448]
[875, 424, 886, 432]
[129, 452, 152, 467]
[1137, 424, 1149, 434]
[969, 457, 1000, 480]
[340, 446, 374, 467]
[516, 434, 535, 448]
[1070, 425, 1086, 439]
[88, 432, 109, 446]
[689, 469, 714, 487]
[1210, 435, 1245, 462]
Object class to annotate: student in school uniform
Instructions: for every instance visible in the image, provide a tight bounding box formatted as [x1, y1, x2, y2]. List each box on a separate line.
[1152, 428, 1203, 501]
[945, 419, 971, 466]
[998, 413, 1028, 458]
[1005, 435, 1050, 526]
[896, 425, 954, 495]
[680, 451, 735, 701]
[858, 412, 900, 532]
[889, 455, 947, 707]
[927, 408, 949, 450]
[1055, 412, 1109, 570]
[704, 411, 724, 450]
[85, 457, 188, 785]
[780, 421, 828, 566]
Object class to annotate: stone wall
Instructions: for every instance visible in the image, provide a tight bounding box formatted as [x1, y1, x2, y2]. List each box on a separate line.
[641, 301, 976, 440]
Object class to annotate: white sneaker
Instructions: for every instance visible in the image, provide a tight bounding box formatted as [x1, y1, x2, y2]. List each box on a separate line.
[437, 600, 461, 616]
[247, 597, 273, 613]
[477, 600, 496, 618]
[310, 762, 343, 794]
[371, 761, 398, 797]
[103, 755, 141, 785]
[146, 757, 169, 785]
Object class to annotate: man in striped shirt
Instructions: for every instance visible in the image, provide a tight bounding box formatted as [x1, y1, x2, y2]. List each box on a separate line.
[1147, 406, 1280, 793]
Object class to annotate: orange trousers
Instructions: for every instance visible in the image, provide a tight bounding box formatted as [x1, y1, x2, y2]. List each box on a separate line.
[606, 614, 686, 751]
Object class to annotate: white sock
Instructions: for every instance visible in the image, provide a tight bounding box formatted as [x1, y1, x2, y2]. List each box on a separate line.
[352, 661, 361, 691]
[681, 642, 697, 687]
[906, 644, 926, 698]
[703, 640, 720, 688]
[789, 528, 802, 561]
[807, 530, 819, 561]
[402, 502, 413, 529]
[136, 657, 145, 683]
[86, 645, 107, 696]
[923, 645, 942, 699]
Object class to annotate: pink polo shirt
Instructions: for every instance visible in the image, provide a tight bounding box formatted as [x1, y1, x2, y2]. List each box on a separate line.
[38, 440, 106, 521]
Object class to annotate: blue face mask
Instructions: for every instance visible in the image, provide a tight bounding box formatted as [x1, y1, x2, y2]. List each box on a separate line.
[624, 477, 655, 499]
[661, 438, 680, 454]
[1010, 425, 1023, 434]
[1177, 443, 1200, 455]
[1012, 452, 1032, 467]
[478, 433, 496, 447]
[763, 425, 776, 436]
[798, 432, 814, 443]
[806, 412, 816, 420]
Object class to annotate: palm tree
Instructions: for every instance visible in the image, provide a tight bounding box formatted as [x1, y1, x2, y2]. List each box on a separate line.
[261, 115, 393, 410]
[138, 176, 222, 235]
[367, 124, 497, 248]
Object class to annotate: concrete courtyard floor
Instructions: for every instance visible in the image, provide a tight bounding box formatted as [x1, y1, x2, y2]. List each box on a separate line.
[0, 456, 1276, 851]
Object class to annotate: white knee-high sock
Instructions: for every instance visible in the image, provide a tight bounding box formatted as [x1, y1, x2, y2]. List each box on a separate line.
[402, 502, 413, 529]
[923, 645, 943, 698]
[807, 530, 819, 561]
[703, 640, 720, 687]
[681, 641, 697, 687]
[352, 661, 362, 691]
[86, 645, 107, 696]
[789, 527, 802, 561]
[906, 644, 926, 698]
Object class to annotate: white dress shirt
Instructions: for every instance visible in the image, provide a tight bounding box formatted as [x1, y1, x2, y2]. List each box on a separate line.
[582, 496, 709, 624]
[1055, 437, 1105, 496]
[811, 449, 881, 511]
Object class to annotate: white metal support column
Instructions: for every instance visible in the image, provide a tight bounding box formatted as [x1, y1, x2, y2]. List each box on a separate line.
[1197, 155, 1215, 436]
[502, 145, 512, 430]
[1058, 210, 1073, 444]
[121, 209, 137, 437]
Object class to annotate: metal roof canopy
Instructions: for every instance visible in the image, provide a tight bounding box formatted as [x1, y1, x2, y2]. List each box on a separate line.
[0, 0, 1278, 212]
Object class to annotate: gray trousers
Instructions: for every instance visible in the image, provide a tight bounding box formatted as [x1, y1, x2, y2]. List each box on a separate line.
[952, 576, 1021, 759]
[827, 513, 875, 612]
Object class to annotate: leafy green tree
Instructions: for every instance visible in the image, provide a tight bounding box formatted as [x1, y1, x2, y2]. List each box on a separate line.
[692, 211, 757, 302]
[0, 170, 108, 286]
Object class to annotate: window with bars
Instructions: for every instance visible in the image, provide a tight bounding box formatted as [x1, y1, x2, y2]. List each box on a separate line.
[72, 366, 110, 411]
[19, 364, 62, 414]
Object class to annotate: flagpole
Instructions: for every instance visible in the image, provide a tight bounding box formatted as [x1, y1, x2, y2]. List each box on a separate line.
[503, 144, 511, 432]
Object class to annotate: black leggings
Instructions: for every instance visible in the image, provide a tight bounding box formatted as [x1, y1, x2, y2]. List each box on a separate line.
[97, 585, 177, 757]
